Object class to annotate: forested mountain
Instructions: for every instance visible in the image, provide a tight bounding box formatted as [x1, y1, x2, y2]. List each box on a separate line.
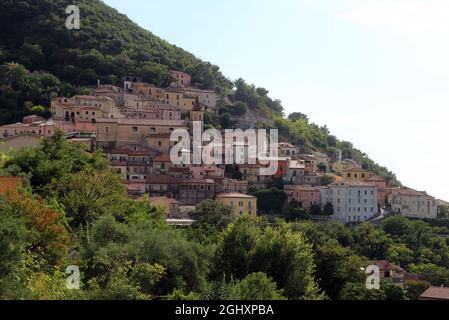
[0, 0, 231, 90]
[0, 0, 398, 182]
[1, 0, 448, 302]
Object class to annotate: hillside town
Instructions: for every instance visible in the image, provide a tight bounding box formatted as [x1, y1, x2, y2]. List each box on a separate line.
[1, 70, 448, 225]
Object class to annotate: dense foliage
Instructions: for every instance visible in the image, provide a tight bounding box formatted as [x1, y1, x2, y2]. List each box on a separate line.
[1, 135, 446, 299]
[0, 1, 418, 300]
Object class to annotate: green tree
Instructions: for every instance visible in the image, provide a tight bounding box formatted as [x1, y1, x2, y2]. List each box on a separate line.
[230, 273, 285, 300]
[219, 113, 233, 128]
[314, 244, 367, 300]
[323, 203, 334, 216]
[382, 280, 405, 300]
[214, 216, 260, 280]
[317, 163, 327, 173]
[381, 216, 411, 239]
[319, 175, 335, 186]
[288, 112, 309, 123]
[408, 263, 449, 286]
[189, 200, 236, 242]
[47, 169, 129, 228]
[253, 188, 287, 213]
[339, 283, 386, 300]
[386, 243, 414, 267]
[3, 130, 107, 190]
[352, 223, 393, 260]
[405, 280, 431, 300]
[249, 224, 323, 300]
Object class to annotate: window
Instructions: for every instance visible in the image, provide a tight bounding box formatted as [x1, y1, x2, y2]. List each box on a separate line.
[132, 127, 138, 133]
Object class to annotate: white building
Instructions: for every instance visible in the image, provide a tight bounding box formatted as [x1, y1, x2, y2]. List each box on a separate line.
[320, 182, 378, 223]
[389, 188, 438, 220]
[284, 160, 305, 185]
[277, 142, 300, 158]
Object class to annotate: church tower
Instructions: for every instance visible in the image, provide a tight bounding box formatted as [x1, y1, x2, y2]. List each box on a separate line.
[190, 97, 204, 132]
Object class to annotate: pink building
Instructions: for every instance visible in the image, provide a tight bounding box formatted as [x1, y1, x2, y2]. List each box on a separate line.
[0, 118, 96, 140]
[190, 165, 225, 180]
[169, 70, 192, 88]
[366, 175, 387, 205]
[284, 185, 321, 213]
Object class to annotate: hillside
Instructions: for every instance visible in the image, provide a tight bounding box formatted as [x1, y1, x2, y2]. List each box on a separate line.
[0, 0, 231, 90]
[0, 0, 398, 184]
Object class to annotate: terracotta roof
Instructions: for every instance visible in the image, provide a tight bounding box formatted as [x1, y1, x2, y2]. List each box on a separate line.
[289, 160, 305, 169]
[108, 149, 151, 156]
[146, 174, 180, 184]
[153, 154, 172, 163]
[124, 181, 146, 192]
[168, 167, 191, 173]
[329, 181, 376, 188]
[1, 122, 27, 127]
[284, 185, 319, 192]
[150, 196, 180, 205]
[371, 260, 404, 272]
[420, 287, 449, 300]
[366, 175, 386, 182]
[1, 133, 42, 141]
[74, 95, 112, 101]
[342, 166, 371, 173]
[23, 115, 45, 120]
[393, 188, 430, 197]
[96, 118, 186, 126]
[164, 87, 183, 93]
[216, 192, 255, 199]
[277, 142, 298, 148]
[181, 179, 215, 184]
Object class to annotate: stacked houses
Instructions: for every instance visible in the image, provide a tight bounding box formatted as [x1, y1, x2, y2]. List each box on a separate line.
[0, 70, 446, 223]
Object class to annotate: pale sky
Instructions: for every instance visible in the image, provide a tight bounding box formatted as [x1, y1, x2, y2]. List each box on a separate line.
[104, 0, 449, 201]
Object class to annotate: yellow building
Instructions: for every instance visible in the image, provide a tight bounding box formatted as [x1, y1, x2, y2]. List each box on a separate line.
[149, 196, 182, 219]
[342, 167, 374, 183]
[216, 193, 257, 216]
[164, 88, 184, 108]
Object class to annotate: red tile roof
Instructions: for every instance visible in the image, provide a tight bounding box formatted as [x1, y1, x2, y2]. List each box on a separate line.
[153, 154, 172, 163]
[420, 287, 449, 300]
[146, 174, 180, 184]
[371, 260, 404, 272]
[393, 187, 430, 197]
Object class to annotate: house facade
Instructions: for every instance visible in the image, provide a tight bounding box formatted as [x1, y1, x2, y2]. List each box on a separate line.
[342, 167, 374, 183]
[284, 185, 321, 213]
[389, 188, 438, 219]
[320, 182, 378, 223]
[216, 193, 257, 216]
